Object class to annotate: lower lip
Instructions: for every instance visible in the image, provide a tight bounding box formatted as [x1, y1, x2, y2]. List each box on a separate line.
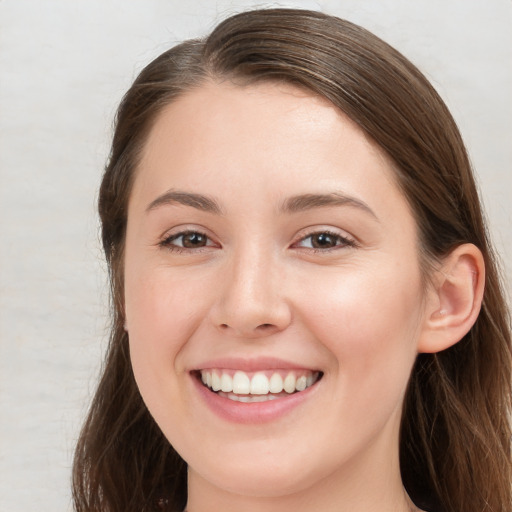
[191, 373, 319, 424]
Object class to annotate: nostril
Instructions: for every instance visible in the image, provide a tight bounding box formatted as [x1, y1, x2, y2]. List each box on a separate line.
[216, 322, 277, 336]
[255, 323, 279, 334]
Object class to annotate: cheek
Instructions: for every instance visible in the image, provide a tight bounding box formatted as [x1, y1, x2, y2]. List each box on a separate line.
[126, 267, 211, 349]
[124, 265, 215, 412]
[124, 266, 216, 430]
[297, 263, 423, 396]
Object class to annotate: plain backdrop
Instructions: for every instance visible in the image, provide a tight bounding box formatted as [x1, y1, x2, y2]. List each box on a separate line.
[0, 1, 510, 510]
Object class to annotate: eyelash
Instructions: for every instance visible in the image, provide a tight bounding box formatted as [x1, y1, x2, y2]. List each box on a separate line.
[159, 229, 356, 254]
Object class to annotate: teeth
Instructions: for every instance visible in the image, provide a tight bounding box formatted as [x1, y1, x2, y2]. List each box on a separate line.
[220, 373, 232, 392]
[250, 372, 269, 394]
[233, 371, 250, 394]
[283, 373, 296, 393]
[295, 375, 307, 391]
[269, 373, 284, 393]
[199, 369, 320, 397]
[218, 391, 285, 402]
[211, 372, 222, 392]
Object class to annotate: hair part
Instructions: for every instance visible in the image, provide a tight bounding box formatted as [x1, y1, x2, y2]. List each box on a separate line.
[73, 8, 512, 512]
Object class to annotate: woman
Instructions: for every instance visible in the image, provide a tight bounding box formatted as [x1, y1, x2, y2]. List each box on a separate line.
[72, 8, 512, 512]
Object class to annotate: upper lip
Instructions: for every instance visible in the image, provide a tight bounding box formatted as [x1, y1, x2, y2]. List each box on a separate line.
[192, 356, 320, 372]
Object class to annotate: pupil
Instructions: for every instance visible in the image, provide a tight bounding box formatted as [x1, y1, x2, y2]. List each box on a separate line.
[312, 233, 335, 248]
[183, 233, 206, 248]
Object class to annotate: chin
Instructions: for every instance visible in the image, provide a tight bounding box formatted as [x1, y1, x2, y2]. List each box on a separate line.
[192, 460, 317, 499]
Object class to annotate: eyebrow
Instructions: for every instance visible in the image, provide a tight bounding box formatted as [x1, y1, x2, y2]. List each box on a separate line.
[280, 192, 378, 220]
[146, 190, 223, 214]
[146, 189, 377, 220]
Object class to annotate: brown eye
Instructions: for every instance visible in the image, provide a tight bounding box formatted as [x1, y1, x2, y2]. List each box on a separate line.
[181, 232, 208, 248]
[310, 233, 338, 248]
[294, 231, 355, 250]
[161, 230, 214, 251]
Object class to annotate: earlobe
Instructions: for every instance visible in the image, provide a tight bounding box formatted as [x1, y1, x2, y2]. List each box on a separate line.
[418, 244, 485, 354]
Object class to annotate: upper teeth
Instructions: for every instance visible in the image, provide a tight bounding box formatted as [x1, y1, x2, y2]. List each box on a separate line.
[200, 369, 319, 395]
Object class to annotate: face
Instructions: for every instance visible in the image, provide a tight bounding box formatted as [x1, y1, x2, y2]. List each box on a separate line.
[124, 81, 428, 499]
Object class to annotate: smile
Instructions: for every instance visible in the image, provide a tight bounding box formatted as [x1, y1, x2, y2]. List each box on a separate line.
[199, 369, 322, 402]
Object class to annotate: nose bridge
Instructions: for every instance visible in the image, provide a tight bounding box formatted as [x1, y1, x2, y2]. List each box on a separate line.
[212, 239, 290, 336]
[233, 241, 273, 302]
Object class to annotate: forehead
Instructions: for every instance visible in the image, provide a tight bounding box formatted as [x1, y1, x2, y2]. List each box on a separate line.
[141, 80, 354, 162]
[131, 80, 410, 225]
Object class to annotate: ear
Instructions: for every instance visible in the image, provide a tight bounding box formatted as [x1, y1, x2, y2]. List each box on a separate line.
[418, 243, 485, 354]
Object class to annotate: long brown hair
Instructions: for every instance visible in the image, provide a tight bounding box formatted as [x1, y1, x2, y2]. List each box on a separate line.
[73, 9, 512, 512]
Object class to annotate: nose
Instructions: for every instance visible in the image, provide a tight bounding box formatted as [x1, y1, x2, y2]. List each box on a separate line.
[209, 248, 292, 339]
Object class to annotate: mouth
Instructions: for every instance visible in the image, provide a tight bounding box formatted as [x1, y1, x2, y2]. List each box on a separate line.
[195, 369, 323, 403]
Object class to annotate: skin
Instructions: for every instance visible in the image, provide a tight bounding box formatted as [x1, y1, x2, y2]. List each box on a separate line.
[123, 81, 435, 512]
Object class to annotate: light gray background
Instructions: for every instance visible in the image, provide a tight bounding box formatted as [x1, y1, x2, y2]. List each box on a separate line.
[0, 1, 510, 510]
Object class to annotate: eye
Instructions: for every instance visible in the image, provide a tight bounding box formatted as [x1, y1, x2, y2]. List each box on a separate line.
[294, 231, 356, 250]
[160, 230, 216, 251]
